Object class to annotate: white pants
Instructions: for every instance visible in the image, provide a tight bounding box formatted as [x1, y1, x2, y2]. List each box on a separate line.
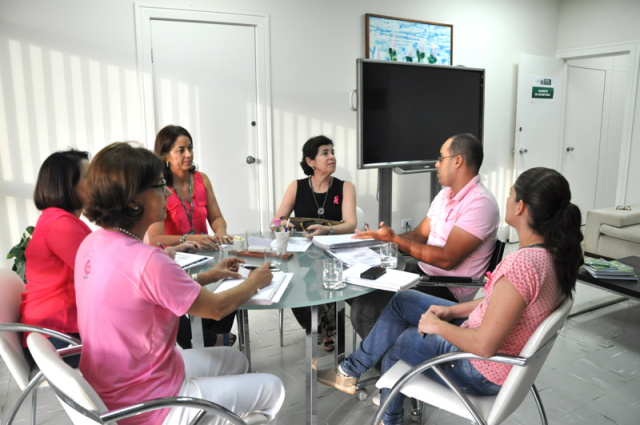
[163, 347, 285, 425]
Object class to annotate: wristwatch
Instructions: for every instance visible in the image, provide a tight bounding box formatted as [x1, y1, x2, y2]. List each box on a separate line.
[328, 226, 335, 235]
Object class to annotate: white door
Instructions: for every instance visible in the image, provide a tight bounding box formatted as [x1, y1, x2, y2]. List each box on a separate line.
[135, 7, 273, 235]
[513, 54, 565, 175]
[561, 66, 606, 224]
[510, 54, 565, 241]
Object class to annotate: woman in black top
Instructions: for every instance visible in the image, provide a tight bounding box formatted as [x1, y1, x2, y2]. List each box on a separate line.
[273, 135, 357, 237]
[273, 135, 358, 351]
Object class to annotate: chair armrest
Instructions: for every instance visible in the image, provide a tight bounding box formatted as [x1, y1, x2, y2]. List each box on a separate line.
[372, 332, 560, 425]
[0, 323, 81, 346]
[418, 276, 485, 288]
[100, 396, 252, 425]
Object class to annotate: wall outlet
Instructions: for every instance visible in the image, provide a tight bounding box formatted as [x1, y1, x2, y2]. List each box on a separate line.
[401, 219, 412, 229]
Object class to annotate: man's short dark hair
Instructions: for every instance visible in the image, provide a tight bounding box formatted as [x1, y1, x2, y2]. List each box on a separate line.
[34, 149, 90, 212]
[449, 133, 483, 174]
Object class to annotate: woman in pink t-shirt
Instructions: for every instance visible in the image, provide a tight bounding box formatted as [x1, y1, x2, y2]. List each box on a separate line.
[318, 167, 584, 425]
[20, 149, 91, 367]
[76, 142, 284, 425]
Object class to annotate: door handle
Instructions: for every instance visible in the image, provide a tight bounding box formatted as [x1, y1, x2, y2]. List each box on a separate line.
[519, 148, 528, 155]
[566, 146, 575, 152]
[246, 156, 257, 164]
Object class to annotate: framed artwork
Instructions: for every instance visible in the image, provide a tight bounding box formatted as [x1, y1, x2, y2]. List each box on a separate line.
[365, 14, 453, 65]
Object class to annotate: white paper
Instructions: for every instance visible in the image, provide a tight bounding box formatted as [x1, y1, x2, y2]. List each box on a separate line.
[214, 271, 293, 304]
[326, 247, 381, 267]
[273, 237, 312, 252]
[174, 252, 214, 270]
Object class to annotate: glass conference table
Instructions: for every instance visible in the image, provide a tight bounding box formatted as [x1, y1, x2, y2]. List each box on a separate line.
[192, 236, 387, 425]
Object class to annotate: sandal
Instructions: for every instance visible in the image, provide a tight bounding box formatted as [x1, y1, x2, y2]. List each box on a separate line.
[215, 333, 237, 347]
[323, 330, 335, 352]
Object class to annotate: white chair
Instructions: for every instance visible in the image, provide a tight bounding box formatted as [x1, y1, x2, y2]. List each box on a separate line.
[374, 295, 574, 425]
[0, 268, 81, 425]
[356, 206, 365, 230]
[27, 333, 269, 425]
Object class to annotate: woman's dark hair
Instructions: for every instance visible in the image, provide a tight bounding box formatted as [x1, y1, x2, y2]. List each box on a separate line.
[299, 135, 333, 176]
[514, 167, 583, 296]
[154, 124, 196, 186]
[84, 142, 164, 229]
[449, 133, 483, 174]
[34, 149, 90, 212]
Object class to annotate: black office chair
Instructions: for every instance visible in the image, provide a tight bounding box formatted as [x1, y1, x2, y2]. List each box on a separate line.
[353, 239, 506, 401]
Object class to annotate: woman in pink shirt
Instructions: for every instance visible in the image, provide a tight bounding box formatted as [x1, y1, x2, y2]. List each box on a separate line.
[75, 142, 284, 425]
[318, 167, 584, 425]
[20, 149, 91, 367]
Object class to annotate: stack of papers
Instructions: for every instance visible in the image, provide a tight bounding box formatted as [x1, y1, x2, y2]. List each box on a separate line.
[583, 258, 638, 281]
[214, 271, 293, 305]
[312, 233, 382, 251]
[326, 247, 381, 267]
[342, 263, 420, 292]
[174, 252, 214, 270]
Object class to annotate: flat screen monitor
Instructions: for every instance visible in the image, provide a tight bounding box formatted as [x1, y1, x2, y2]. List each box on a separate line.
[357, 59, 485, 170]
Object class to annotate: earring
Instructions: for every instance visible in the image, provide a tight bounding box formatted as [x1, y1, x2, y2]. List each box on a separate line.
[166, 161, 169, 168]
[312, 166, 315, 170]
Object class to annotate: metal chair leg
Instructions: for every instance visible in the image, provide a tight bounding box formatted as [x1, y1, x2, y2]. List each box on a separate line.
[530, 384, 548, 425]
[279, 309, 284, 347]
[30, 386, 37, 425]
[4, 372, 44, 425]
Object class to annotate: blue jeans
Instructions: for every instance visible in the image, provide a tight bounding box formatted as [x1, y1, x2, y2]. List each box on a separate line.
[341, 291, 501, 425]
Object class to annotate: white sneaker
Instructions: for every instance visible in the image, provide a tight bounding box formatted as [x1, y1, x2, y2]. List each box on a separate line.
[372, 391, 381, 406]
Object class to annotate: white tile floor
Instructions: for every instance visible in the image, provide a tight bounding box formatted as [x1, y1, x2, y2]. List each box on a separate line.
[3, 244, 640, 424]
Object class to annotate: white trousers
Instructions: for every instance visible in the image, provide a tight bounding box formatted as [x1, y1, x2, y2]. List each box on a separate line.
[163, 347, 285, 425]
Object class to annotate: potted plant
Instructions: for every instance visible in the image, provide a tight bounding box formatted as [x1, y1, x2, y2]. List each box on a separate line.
[6, 226, 34, 282]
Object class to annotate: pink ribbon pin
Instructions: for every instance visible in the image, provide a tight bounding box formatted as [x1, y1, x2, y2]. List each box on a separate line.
[333, 196, 339, 204]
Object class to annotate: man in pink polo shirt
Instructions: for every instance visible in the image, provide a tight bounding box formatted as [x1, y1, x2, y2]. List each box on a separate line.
[350, 133, 499, 339]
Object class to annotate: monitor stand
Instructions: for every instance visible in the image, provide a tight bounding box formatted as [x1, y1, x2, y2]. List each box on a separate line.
[378, 168, 440, 227]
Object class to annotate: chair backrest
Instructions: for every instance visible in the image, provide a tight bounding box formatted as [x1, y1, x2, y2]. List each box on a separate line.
[0, 268, 32, 390]
[356, 206, 365, 231]
[488, 295, 574, 424]
[27, 333, 108, 424]
[487, 240, 506, 273]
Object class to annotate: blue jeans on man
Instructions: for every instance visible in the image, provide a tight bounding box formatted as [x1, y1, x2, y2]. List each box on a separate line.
[341, 290, 501, 425]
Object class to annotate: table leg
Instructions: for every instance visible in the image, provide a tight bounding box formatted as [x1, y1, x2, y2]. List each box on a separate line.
[237, 310, 252, 371]
[306, 305, 318, 425]
[334, 300, 345, 364]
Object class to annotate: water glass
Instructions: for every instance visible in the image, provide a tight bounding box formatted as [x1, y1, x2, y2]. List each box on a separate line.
[380, 242, 398, 269]
[323, 258, 345, 290]
[264, 247, 284, 269]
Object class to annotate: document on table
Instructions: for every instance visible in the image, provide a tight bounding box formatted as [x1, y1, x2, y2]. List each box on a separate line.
[214, 271, 293, 305]
[312, 234, 382, 251]
[326, 247, 381, 267]
[174, 252, 214, 270]
[271, 237, 312, 252]
[342, 263, 419, 292]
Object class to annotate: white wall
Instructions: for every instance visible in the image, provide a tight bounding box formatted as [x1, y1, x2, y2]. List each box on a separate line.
[557, 0, 640, 206]
[0, 0, 565, 267]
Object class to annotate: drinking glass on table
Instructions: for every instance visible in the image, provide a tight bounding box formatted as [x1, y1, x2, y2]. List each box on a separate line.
[323, 258, 345, 290]
[380, 242, 398, 269]
[264, 247, 284, 269]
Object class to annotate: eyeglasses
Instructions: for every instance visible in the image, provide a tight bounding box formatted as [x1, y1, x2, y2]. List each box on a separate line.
[437, 154, 464, 162]
[149, 178, 167, 189]
[616, 205, 632, 211]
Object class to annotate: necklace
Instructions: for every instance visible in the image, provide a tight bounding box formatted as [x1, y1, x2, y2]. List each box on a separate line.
[114, 227, 142, 242]
[308, 176, 333, 217]
[171, 174, 196, 235]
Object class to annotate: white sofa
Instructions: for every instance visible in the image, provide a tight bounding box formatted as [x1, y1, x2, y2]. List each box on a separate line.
[584, 205, 640, 258]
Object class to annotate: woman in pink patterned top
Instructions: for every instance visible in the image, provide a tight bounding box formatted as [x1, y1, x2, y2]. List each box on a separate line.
[318, 167, 584, 425]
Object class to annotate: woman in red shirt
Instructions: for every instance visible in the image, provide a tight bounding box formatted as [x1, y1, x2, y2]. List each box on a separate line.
[20, 149, 91, 367]
[148, 125, 236, 348]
